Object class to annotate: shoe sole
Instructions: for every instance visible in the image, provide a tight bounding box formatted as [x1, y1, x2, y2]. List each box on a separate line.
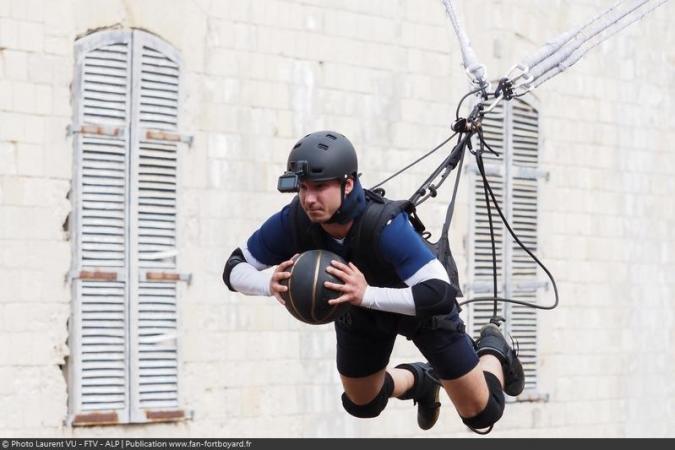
[504, 355, 525, 397]
[418, 383, 441, 431]
[478, 325, 525, 397]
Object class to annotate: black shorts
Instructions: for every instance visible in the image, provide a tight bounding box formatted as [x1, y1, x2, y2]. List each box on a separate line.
[334, 306, 479, 380]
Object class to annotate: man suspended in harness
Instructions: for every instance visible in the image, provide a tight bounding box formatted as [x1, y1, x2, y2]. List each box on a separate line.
[223, 131, 525, 433]
[220, 0, 669, 434]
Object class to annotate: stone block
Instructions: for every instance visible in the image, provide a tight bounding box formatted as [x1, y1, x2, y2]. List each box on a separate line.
[43, 36, 70, 56]
[17, 20, 43, 52]
[1, 50, 28, 81]
[27, 54, 54, 85]
[0, 141, 18, 174]
[16, 142, 43, 176]
[0, 17, 19, 48]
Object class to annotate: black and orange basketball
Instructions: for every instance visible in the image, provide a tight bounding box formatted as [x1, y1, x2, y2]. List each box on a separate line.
[280, 250, 350, 325]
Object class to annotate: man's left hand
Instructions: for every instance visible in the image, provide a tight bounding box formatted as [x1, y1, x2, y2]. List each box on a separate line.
[324, 260, 367, 306]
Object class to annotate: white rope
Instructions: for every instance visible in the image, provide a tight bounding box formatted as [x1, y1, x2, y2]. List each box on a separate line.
[531, 0, 669, 88]
[439, 0, 668, 107]
[439, 0, 489, 89]
[515, 0, 626, 79]
[526, 0, 653, 85]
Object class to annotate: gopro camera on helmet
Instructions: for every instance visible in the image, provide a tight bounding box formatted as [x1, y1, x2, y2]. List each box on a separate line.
[277, 172, 300, 192]
[277, 160, 309, 193]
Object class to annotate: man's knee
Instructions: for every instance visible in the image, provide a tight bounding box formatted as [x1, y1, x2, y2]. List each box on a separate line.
[341, 372, 394, 418]
[461, 372, 505, 430]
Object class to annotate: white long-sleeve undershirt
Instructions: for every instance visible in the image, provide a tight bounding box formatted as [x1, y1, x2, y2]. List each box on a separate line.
[229, 246, 273, 296]
[230, 262, 273, 296]
[360, 258, 450, 316]
[229, 245, 450, 316]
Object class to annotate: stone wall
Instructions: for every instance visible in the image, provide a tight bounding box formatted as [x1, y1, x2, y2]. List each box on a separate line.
[0, 0, 672, 437]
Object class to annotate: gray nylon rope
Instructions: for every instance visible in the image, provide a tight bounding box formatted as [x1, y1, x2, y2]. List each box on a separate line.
[439, 0, 669, 98]
[531, 0, 669, 88]
[513, 0, 626, 81]
[526, 0, 655, 86]
[439, 0, 489, 89]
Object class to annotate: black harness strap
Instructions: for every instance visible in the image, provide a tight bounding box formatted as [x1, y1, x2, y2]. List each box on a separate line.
[348, 190, 409, 287]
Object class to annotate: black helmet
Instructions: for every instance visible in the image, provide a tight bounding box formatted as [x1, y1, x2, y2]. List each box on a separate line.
[278, 131, 358, 192]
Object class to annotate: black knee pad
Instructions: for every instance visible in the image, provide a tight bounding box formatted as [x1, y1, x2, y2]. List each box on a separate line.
[341, 372, 394, 418]
[461, 371, 505, 431]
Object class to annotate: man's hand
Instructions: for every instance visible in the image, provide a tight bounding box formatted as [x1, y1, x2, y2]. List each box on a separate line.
[324, 260, 367, 306]
[269, 256, 297, 305]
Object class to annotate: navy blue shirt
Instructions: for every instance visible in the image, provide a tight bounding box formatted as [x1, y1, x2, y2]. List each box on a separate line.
[246, 204, 435, 282]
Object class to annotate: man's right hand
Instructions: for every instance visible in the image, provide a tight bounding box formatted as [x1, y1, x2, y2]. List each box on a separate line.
[269, 256, 296, 305]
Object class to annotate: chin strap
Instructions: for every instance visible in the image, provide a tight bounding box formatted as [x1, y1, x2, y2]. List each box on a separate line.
[327, 175, 366, 224]
[325, 177, 347, 224]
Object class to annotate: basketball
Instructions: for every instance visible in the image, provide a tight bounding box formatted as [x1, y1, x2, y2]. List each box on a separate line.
[280, 250, 350, 325]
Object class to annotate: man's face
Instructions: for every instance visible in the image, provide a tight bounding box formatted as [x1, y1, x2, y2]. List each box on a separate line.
[298, 178, 353, 223]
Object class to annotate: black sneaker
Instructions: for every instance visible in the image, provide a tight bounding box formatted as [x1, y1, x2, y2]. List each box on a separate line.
[395, 362, 442, 430]
[475, 323, 525, 397]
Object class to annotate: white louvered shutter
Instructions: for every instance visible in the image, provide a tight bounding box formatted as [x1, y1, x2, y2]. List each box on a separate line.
[508, 100, 541, 390]
[70, 32, 132, 425]
[468, 99, 542, 393]
[128, 31, 183, 422]
[71, 30, 187, 426]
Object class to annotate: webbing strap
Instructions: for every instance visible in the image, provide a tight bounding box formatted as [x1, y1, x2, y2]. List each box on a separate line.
[440, 137, 467, 238]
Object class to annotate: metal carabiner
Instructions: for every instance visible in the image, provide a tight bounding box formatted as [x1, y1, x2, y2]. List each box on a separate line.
[512, 72, 535, 96]
[505, 63, 530, 84]
[483, 92, 504, 114]
[465, 63, 491, 91]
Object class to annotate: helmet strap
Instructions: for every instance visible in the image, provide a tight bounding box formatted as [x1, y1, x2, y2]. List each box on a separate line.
[325, 176, 348, 224]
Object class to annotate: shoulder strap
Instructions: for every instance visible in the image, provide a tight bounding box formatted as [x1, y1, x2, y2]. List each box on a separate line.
[360, 190, 464, 297]
[350, 190, 409, 267]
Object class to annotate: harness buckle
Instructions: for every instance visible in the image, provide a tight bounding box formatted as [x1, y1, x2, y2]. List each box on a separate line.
[423, 300, 464, 334]
[428, 315, 465, 334]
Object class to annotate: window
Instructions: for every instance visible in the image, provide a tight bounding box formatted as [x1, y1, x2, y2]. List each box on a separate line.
[68, 29, 190, 425]
[466, 97, 547, 396]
